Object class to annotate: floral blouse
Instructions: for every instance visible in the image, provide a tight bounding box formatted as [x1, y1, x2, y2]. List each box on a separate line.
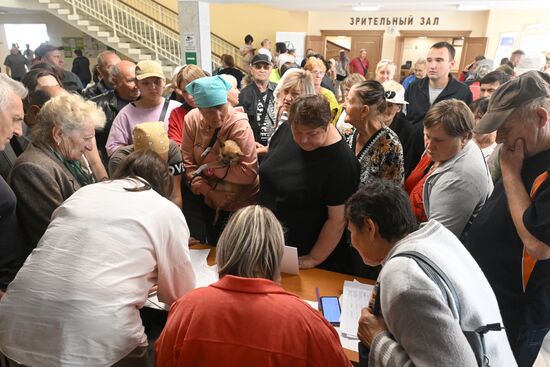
[347, 126, 404, 186]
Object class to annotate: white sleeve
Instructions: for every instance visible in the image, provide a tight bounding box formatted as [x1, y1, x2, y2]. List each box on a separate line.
[155, 204, 196, 304]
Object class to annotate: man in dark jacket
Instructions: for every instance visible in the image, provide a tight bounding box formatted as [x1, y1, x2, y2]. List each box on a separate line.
[404, 41, 472, 175]
[238, 54, 277, 157]
[90, 60, 139, 164]
[83, 51, 121, 99]
[71, 49, 91, 87]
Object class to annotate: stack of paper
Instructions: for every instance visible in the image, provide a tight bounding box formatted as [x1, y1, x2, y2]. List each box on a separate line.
[339, 280, 375, 339]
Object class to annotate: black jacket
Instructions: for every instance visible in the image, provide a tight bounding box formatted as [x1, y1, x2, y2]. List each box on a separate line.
[238, 81, 277, 144]
[90, 91, 130, 164]
[403, 75, 473, 175]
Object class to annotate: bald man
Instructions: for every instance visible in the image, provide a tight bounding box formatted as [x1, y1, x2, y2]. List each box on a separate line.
[83, 51, 121, 99]
[90, 60, 140, 163]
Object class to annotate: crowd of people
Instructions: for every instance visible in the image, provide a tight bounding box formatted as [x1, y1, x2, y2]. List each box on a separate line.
[0, 37, 549, 367]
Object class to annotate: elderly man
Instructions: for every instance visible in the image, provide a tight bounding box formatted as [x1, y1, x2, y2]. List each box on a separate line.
[0, 74, 29, 297]
[466, 71, 550, 367]
[404, 41, 472, 175]
[91, 60, 140, 163]
[83, 50, 121, 99]
[34, 43, 83, 93]
[238, 54, 276, 156]
[402, 58, 427, 90]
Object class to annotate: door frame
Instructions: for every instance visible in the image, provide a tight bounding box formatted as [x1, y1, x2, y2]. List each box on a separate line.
[320, 30, 384, 60]
[394, 30, 472, 75]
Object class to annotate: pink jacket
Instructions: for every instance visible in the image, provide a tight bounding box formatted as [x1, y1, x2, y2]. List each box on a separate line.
[181, 106, 258, 211]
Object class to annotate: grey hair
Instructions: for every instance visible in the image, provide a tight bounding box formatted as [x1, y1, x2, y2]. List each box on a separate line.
[96, 50, 118, 67]
[415, 58, 427, 66]
[216, 205, 285, 281]
[274, 69, 315, 111]
[109, 63, 121, 81]
[219, 74, 237, 89]
[513, 96, 550, 124]
[31, 93, 106, 144]
[0, 74, 28, 111]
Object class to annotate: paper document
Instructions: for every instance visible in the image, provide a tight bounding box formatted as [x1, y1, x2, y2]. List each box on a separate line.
[189, 248, 219, 288]
[339, 280, 374, 338]
[280, 245, 299, 274]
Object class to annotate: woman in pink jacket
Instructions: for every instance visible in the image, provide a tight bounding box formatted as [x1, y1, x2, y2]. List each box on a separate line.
[181, 76, 258, 244]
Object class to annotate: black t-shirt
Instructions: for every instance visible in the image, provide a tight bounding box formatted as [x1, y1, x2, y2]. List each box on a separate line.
[0, 176, 29, 290]
[255, 91, 276, 146]
[259, 123, 360, 271]
[466, 150, 550, 333]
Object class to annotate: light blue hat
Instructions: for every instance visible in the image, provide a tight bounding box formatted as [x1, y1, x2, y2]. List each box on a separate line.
[185, 75, 231, 108]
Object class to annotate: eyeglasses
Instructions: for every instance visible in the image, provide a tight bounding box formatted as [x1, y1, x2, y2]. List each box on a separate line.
[253, 64, 271, 70]
[311, 70, 325, 76]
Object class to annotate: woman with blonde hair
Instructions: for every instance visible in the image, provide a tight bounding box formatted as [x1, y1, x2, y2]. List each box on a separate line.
[303, 57, 339, 123]
[9, 93, 105, 248]
[374, 59, 397, 83]
[155, 205, 352, 367]
[168, 64, 207, 145]
[272, 68, 315, 128]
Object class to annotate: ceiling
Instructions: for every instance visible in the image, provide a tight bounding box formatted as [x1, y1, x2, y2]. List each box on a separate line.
[212, 0, 550, 12]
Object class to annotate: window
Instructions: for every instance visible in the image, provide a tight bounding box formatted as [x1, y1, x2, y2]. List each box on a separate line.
[4, 24, 49, 52]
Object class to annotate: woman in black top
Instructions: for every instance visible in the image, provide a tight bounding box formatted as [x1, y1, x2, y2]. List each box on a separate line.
[259, 95, 359, 272]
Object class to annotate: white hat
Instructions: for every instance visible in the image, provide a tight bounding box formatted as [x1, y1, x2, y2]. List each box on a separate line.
[382, 80, 408, 105]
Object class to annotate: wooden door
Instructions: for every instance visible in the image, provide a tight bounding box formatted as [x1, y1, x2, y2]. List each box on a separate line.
[351, 34, 382, 80]
[305, 36, 324, 56]
[459, 37, 488, 73]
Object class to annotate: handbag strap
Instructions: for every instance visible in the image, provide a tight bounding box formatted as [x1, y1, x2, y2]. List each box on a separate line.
[158, 97, 170, 122]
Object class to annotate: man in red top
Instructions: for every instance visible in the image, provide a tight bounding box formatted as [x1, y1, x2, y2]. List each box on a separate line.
[348, 48, 370, 77]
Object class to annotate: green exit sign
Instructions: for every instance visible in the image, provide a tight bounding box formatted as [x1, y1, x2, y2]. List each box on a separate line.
[185, 52, 197, 65]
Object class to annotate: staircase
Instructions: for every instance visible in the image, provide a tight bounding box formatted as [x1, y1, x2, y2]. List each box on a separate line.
[36, 0, 244, 77]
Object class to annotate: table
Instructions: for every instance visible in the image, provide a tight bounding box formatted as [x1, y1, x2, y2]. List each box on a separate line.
[191, 244, 375, 363]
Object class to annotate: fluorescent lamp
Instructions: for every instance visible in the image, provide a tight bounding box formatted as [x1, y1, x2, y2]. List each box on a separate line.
[352, 4, 380, 11]
[418, 36, 427, 39]
[456, 4, 489, 11]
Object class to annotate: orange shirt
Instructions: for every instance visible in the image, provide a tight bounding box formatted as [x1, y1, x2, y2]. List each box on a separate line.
[405, 154, 433, 222]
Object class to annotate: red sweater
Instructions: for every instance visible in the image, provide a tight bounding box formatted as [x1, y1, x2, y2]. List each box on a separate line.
[155, 275, 352, 367]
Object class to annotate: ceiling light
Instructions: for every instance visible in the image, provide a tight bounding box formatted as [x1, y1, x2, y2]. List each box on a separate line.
[418, 36, 427, 39]
[352, 3, 380, 11]
[456, 4, 489, 11]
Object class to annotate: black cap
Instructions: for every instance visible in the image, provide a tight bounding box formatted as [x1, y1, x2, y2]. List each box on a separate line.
[251, 54, 272, 66]
[35, 43, 64, 58]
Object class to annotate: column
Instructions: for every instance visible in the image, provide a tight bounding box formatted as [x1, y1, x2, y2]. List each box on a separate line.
[178, 0, 212, 73]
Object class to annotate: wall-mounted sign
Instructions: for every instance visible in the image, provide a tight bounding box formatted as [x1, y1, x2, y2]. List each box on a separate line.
[349, 16, 440, 27]
[185, 51, 197, 65]
[183, 33, 196, 51]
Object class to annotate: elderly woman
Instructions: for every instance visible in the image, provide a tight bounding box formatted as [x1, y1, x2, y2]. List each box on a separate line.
[374, 59, 396, 84]
[168, 65, 207, 146]
[9, 93, 105, 248]
[260, 95, 359, 271]
[273, 68, 315, 128]
[219, 74, 240, 107]
[0, 151, 195, 367]
[106, 60, 180, 156]
[382, 80, 414, 159]
[345, 180, 515, 366]
[182, 76, 258, 245]
[405, 99, 493, 239]
[343, 80, 404, 186]
[303, 57, 339, 123]
[155, 205, 352, 367]
[335, 73, 366, 138]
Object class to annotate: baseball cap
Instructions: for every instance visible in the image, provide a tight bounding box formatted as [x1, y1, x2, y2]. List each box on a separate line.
[474, 71, 550, 134]
[133, 122, 170, 158]
[251, 54, 272, 66]
[383, 80, 408, 105]
[35, 43, 64, 58]
[185, 75, 231, 108]
[135, 60, 165, 80]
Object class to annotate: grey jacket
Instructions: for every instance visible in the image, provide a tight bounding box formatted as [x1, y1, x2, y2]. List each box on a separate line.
[9, 143, 81, 248]
[423, 140, 493, 239]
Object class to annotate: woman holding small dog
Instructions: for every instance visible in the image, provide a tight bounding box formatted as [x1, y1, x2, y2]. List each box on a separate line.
[181, 76, 259, 245]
